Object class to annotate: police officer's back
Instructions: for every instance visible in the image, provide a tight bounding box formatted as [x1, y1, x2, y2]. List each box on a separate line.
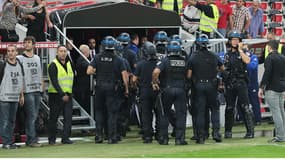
[87, 36, 129, 144]
[132, 41, 159, 143]
[188, 35, 224, 144]
[152, 40, 188, 145]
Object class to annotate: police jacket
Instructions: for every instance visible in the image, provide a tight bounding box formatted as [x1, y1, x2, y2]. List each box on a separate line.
[188, 49, 222, 83]
[90, 51, 126, 85]
[157, 55, 187, 88]
[222, 50, 248, 83]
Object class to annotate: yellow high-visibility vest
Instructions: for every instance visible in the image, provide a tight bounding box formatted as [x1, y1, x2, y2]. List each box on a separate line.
[199, 4, 219, 33]
[48, 59, 74, 93]
[265, 43, 283, 58]
[161, 0, 183, 14]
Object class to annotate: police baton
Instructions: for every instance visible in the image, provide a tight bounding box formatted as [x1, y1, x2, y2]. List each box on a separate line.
[156, 91, 165, 116]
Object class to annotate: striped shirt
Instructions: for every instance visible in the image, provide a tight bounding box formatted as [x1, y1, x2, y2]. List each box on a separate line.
[232, 5, 251, 33]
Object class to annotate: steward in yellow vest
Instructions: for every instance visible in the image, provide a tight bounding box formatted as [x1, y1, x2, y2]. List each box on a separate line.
[149, 0, 182, 14]
[187, 0, 219, 38]
[47, 45, 75, 145]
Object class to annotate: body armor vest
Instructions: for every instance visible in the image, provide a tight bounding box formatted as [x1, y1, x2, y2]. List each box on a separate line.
[96, 52, 116, 83]
[165, 56, 186, 87]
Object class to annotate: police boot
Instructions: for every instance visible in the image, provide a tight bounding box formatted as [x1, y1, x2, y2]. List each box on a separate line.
[196, 135, 205, 144]
[143, 137, 153, 144]
[242, 105, 255, 139]
[95, 136, 103, 143]
[224, 131, 232, 139]
[212, 129, 222, 143]
[224, 106, 234, 138]
[158, 136, 168, 145]
[175, 134, 188, 145]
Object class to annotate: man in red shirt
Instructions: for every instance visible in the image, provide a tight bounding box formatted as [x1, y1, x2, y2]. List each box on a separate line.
[215, 0, 233, 37]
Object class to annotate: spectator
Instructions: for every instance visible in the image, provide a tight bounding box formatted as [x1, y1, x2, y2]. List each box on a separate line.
[181, 4, 200, 34]
[248, 0, 264, 39]
[24, 0, 53, 41]
[232, 0, 251, 36]
[0, 0, 46, 42]
[17, 36, 43, 147]
[0, 45, 24, 149]
[88, 38, 97, 60]
[149, 0, 183, 14]
[259, 32, 285, 63]
[187, 0, 219, 38]
[259, 40, 285, 143]
[129, 33, 139, 56]
[74, 44, 91, 114]
[215, 0, 233, 37]
[48, 45, 74, 145]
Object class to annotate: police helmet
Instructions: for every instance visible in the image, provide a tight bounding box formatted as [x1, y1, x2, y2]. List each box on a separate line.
[170, 34, 182, 44]
[153, 31, 168, 45]
[195, 34, 209, 48]
[167, 40, 182, 56]
[228, 30, 242, 41]
[115, 41, 124, 52]
[101, 36, 117, 50]
[117, 32, 130, 45]
[142, 41, 157, 59]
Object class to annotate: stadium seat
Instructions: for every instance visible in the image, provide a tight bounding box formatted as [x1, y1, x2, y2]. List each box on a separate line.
[262, 27, 268, 37]
[273, 27, 284, 36]
[271, 2, 283, 12]
[263, 14, 268, 22]
[245, 1, 252, 7]
[260, 2, 269, 11]
[272, 14, 283, 23]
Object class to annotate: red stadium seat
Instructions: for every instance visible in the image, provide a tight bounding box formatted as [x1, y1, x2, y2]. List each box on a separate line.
[273, 27, 284, 36]
[260, 2, 269, 11]
[263, 14, 268, 22]
[262, 27, 268, 37]
[272, 14, 283, 23]
[271, 2, 283, 12]
[245, 1, 252, 7]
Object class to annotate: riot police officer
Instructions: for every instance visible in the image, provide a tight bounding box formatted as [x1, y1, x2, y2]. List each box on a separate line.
[153, 31, 168, 60]
[87, 36, 129, 144]
[188, 34, 224, 144]
[152, 40, 188, 145]
[132, 41, 159, 143]
[221, 31, 255, 139]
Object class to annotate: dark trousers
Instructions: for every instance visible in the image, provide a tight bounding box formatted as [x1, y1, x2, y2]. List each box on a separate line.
[48, 93, 73, 142]
[225, 80, 254, 133]
[0, 29, 18, 42]
[140, 87, 158, 139]
[160, 87, 187, 140]
[94, 85, 118, 140]
[194, 82, 218, 138]
[74, 89, 91, 114]
[248, 87, 261, 123]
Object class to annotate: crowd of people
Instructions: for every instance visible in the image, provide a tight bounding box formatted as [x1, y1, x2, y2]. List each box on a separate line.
[0, 0, 284, 150]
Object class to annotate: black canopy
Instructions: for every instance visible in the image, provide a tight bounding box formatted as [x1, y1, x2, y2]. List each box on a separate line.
[62, 2, 181, 28]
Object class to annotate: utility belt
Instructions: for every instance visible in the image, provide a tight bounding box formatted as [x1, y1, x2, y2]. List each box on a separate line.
[96, 79, 115, 86]
[193, 78, 217, 85]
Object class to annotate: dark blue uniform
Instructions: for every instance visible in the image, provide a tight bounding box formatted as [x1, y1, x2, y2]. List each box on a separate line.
[157, 55, 187, 144]
[90, 51, 126, 143]
[188, 49, 223, 143]
[221, 50, 255, 138]
[247, 53, 261, 123]
[134, 59, 158, 142]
